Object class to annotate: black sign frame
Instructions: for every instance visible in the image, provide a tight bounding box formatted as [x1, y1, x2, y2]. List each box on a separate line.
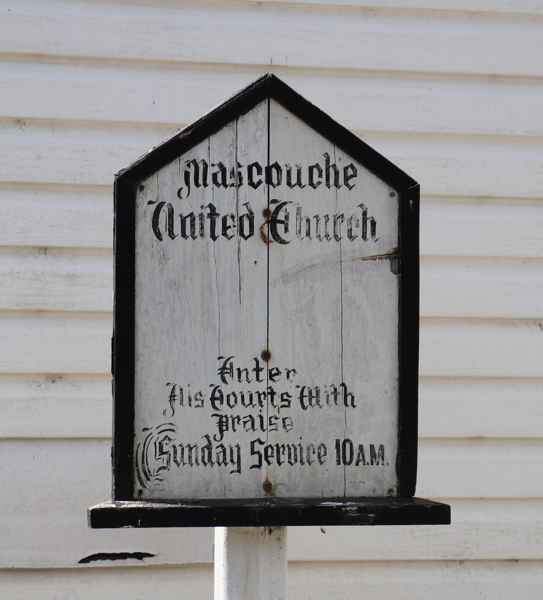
[89, 74, 450, 528]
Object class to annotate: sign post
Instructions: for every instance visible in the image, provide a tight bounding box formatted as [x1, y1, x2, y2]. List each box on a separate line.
[89, 74, 449, 597]
[214, 527, 287, 600]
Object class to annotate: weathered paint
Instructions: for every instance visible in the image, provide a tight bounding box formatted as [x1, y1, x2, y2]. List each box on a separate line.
[131, 95, 401, 500]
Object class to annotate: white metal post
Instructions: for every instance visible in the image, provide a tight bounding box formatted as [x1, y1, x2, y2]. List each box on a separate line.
[214, 526, 288, 600]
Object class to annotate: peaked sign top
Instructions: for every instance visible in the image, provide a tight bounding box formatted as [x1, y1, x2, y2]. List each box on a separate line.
[118, 73, 417, 189]
[89, 75, 450, 528]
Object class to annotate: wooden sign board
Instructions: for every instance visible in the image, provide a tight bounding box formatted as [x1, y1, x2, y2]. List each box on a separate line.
[89, 75, 450, 528]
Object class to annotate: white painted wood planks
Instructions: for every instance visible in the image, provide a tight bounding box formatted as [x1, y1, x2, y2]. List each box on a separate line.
[3, 187, 542, 259]
[131, 97, 402, 500]
[1, 248, 542, 318]
[2, 1, 542, 76]
[1, 438, 542, 566]
[1, 120, 541, 197]
[2, 314, 542, 377]
[133, 101, 269, 499]
[2, 60, 543, 138]
[1, 375, 540, 439]
[2, 560, 543, 600]
[0, 0, 541, 592]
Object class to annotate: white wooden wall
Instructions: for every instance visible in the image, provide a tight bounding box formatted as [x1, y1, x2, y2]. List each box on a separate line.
[0, 0, 542, 597]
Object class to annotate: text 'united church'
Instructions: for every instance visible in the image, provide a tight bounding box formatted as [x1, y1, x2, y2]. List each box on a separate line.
[146, 154, 380, 244]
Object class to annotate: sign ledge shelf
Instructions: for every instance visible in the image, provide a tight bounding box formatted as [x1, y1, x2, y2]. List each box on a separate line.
[89, 497, 450, 528]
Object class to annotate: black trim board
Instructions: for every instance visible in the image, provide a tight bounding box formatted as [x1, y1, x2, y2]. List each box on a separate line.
[90, 498, 450, 529]
[396, 184, 420, 496]
[112, 178, 137, 500]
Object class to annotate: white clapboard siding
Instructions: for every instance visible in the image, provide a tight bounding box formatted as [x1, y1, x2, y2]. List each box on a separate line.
[2, 313, 542, 378]
[420, 318, 543, 378]
[215, 0, 543, 15]
[421, 197, 543, 259]
[289, 499, 543, 561]
[365, 133, 543, 200]
[417, 439, 543, 498]
[0, 566, 213, 600]
[0, 184, 113, 249]
[419, 377, 543, 439]
[1, 438, 542, 568]
[1, 436, 542, 567]
[420, 257, 543, 319]
[2, 58, 543, 138]
[1, 248, 541, 319]
[1, 1, 542, 595]
[0, 439, 213, 569]
[0, 312, 111, 374]
[0, 247, 112, 313]
[2, 560, 543, 600]
[0, 374, 112, 438]
[2, 375, 540, 440]
[2, 1, 543, 77]
[3, 186, 542, 259]
[287, 561, 543, 600]
[1, 120, 542, 198]
[0, 119, 174, 187]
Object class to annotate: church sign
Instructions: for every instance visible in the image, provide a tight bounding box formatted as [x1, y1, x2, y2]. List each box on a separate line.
[89, 75, 450, 527]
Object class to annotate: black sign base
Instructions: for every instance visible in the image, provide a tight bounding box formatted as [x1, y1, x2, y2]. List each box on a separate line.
[89, 497, 450, 528]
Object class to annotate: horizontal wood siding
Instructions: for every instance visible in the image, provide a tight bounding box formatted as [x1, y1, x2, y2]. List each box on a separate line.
[1, 120, 541, 197]
[1, 313, 542, 377]
[1, 439, 543, 567]
[3, 560, 543, 600]
[2, 2, 543, 76]
[1, 375, 541, 439]
[2, 60, 543, 138]
[2, 186, 542, 257]
[0, 0, 541, 596]
[1, 248, 542, 318]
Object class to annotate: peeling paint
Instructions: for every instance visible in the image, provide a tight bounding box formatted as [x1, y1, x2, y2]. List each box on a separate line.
[78, 552, 155, 564]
